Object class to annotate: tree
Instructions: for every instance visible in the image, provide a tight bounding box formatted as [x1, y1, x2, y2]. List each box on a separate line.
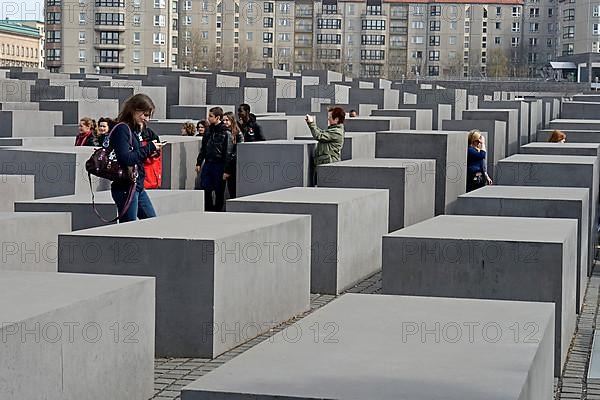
[445, 56, 464, 78]
[181, 30, 218, 71]
[486, 48, 510, 78]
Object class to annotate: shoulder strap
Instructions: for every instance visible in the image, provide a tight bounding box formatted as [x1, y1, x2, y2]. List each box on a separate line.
[88, 172, 136, 223]
[108, 122, 134, 147]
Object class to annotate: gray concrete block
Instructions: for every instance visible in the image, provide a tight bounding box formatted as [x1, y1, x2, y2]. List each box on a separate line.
[15, 190, 203, 230]
[479, 101, 529, 149]
[442, 119, 506, 180]
[182, 293, 554, 400]
[0, 174, 34, 211]
[521, 142, 600, 159]
[398, 103, 452, 130]
[382, 215, 576, 376]
[257, 116, 311, 140]
[370, 109, 433, 130]
[375, 130, 467, 215]
[38, 99, 119, 124]
[561, 102, 600, 119]
[168, 105, 235, 120]
[343, 116, 411, 132]
[550, 119, 600, 131]
[496, 154, 599, 275]
[536, 129, 600, 143]
[0, 146, 111, 199]
[294, 132, 375, 161]
[0, 137, 77, 146]
[0, 271, 154, 400]
[54, 124, 79, 137]
[236, 140, 316, 197]
[159, 135, 203, 190]
[0, 110, 62, 137]
[58, 211, 311, 358]
[228, 187, 388, 294]
[463, 109, 519, 156]
[147, 119, 198, 135]
[317, 158, 435, 231]
[453, 186, 589, 312]
[0, 212, 71, 272]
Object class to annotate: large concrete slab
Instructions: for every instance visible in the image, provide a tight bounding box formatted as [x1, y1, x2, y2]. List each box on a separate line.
[375, 130, 467, 215]
[561, 102, 600, 119]
[0, 212, 71, 272]
[382, 215, 576, 376]
[294, 132, 375, 161]
[0, 271, 154, 400]
[257, 116, 311, 140]
[536, 129, 600, 143]
[521, 142, 600, 159]
[343, 116, 410, 132]
[182, 293, 554, 400]
[453, 185, 589, 312]
[479, 101, 529, 149]
[398, 103, 452, 130]
[0, 110, 62, 137]
[160, 135, 203, 190]
[317, 158, 435, 231]
[370, 109, 433, 130]
[463, 109, 519, 156]
[442, 119, 506, 179]
[236, 140, 316, 197]
[38, 99, 119, 124]
[0, 146, 110, 199]
[549, 119, 600, 131]
[496, 154, 599, 275]
[58, 211, 311, 358]
[0, 174, 34, 211]
[169, 105, 235, 120]
[15, 190, 204, 230]
[228, 187, 388, 294]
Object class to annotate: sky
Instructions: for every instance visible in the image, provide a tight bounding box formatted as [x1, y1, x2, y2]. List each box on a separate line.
[0, 0, 44, 21]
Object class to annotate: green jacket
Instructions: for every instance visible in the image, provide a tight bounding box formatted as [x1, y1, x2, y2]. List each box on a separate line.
[307, 122, 344, 166]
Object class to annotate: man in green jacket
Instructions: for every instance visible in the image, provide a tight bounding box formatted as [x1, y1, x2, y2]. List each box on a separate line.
[305, 106, 345, 166]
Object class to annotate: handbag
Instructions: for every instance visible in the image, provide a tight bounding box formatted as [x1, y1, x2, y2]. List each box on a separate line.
[85, 122, 138, 223]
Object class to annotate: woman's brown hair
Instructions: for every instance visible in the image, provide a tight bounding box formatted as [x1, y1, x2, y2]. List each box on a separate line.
[117, 93, 155, 130]
[224, 111, 241, 144]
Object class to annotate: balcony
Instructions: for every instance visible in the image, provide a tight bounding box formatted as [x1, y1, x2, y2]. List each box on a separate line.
[295, 9, 313, 18]
[294, 54, 312, 62]
[390, 11, 409, 19]
[94, 56, 126, 68]
[390, 42, 407, 49]
[94, 23, 126, 31]
[295, 24, 313, 32]
[390, 27, 408, 34]
[94, 38, 126, 50]
[295, 39, 313, 47]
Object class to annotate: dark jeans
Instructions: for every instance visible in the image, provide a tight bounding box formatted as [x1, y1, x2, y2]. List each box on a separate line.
[226, 171, 237, 200]
[466, 172, 486, 193]
[111, 188, 156, 223]
[201, 161, 226, 211]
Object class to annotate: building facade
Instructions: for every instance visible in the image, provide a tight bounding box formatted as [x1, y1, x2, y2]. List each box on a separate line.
[0, 21, 43, 68]
[47, 0, 560, 78]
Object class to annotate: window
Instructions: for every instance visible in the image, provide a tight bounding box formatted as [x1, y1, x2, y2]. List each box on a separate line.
[548, 8, 554, 17]
[184, 16, 192, 25]
[411, 36, 424, 44]
[548, 23, 555, 33]
[563, 43, 574, 55]
[529, 22, 539, 32]
[362, 20, 385, 30]
[279, 18, 291, 26]
[279, 3, 290, 13]
[263, 47, 273, 57]
[529, 37, 538, 46]
[316, 49, 341, 59]
[246, 32, 253, 41]
[429, 50, 440, 61]
[46, 12, 61, 24]
[79, 50, 86, 62]
[495, 37, 501, 44]
[528, 53, 537, 63]
[323, 4, 337, 14]
[79, 31, 86, 43]
[412, 21, 424, 29]
[184, 0, 191, 10]
[512, 22, 520, 32]
[361, 50, 385, 60]
[429, 36, 440, 46]
[348, 4, 356, 15]
[428, 66, 439, 76]
[496, 6, 501, 16]
[132, 50, 140, 62]
[594, 24, 600, 35]
[529, 7, 539, 17]
[317, 34, 341, 44]
[449, 51, 456, 59]
[47, 0, 61, 4]
[361, 35, 385, 45]
[320, 19, 342, 29]
[154, 15, 166, 26]
[263, 32, 273, 43]
[430, 5, 441, 16]
[430, 21, 440, 31]
[362, 64, 381, 77]
[278, 33, 290, 42]
[367, 5, 382, 15]
[96, 13, 125, 25]
[99, 49, 119, 62]
[95, 0, 124, 5]
[264, 2, 273, 12]
[100, 31, 120, 44]
[133, 0, 140, 7]
[594, 5, 600, 17]
[263, 17, 273, 28]
[412, 5, 424, 15]
[563, 8, 575, 21]
[47, 30, 61, 43]
[563, 26, 575, 38]
[512, 7, 521, 17]
[278, 47, 291, 57]
[511, 37, 519, 47]
[153, 51, 165, 63]
[153, 32, 166, 44]
[547, 38, 553, 47]
[172, 18, 178, 30]
[496, 22, 501, 29]
[133, 31, 141, 44]
[133, 14, 141, 26]
[46, 49, 60, 61]
[449, 36, 456, 45]
[79, 12, 86, 24]
[153, 0, 165, 8]
[450, 21, 457, 30]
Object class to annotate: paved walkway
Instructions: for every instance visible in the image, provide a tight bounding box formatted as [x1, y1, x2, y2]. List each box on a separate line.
[152, 265, 599, 400]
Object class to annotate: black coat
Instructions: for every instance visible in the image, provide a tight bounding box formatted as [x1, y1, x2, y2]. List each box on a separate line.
[111, 123, 156, 192]
[196, 122, 234, 172]
[240, 114, 265, 142]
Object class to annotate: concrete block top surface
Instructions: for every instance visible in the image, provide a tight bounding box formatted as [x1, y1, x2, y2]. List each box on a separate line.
[319, 158, 434, 168]
[230, 187, 388, 204]
[184, 293, 554, 400]
[388, 215, 576, 243]
[16, 190, 194, 204]
[501, 154, 597, 165]
[551, 119, 600, 123]
[0, 270, 153, 323]
[0, 146, 91, 155]
[522, 143, 600, 150]
[0, 211, 71, 221]
[459, 185, 588, 201]
[382, 130, 468, 136]
[242, 140, 312, 146]
[65, 211, 309, 240]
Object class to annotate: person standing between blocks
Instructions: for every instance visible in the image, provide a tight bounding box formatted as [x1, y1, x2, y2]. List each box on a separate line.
[305, 106, 345, 167]
[195, 107, 234, 211]
[238, 103, 265, 142]
[466, 129, 493, 193]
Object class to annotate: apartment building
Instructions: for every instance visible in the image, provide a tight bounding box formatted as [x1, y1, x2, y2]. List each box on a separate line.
[522, 0, 557, 75]
[47, 0, 538, 78]
[0, 21, 43, 68]
[558, 0, 599, 57]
